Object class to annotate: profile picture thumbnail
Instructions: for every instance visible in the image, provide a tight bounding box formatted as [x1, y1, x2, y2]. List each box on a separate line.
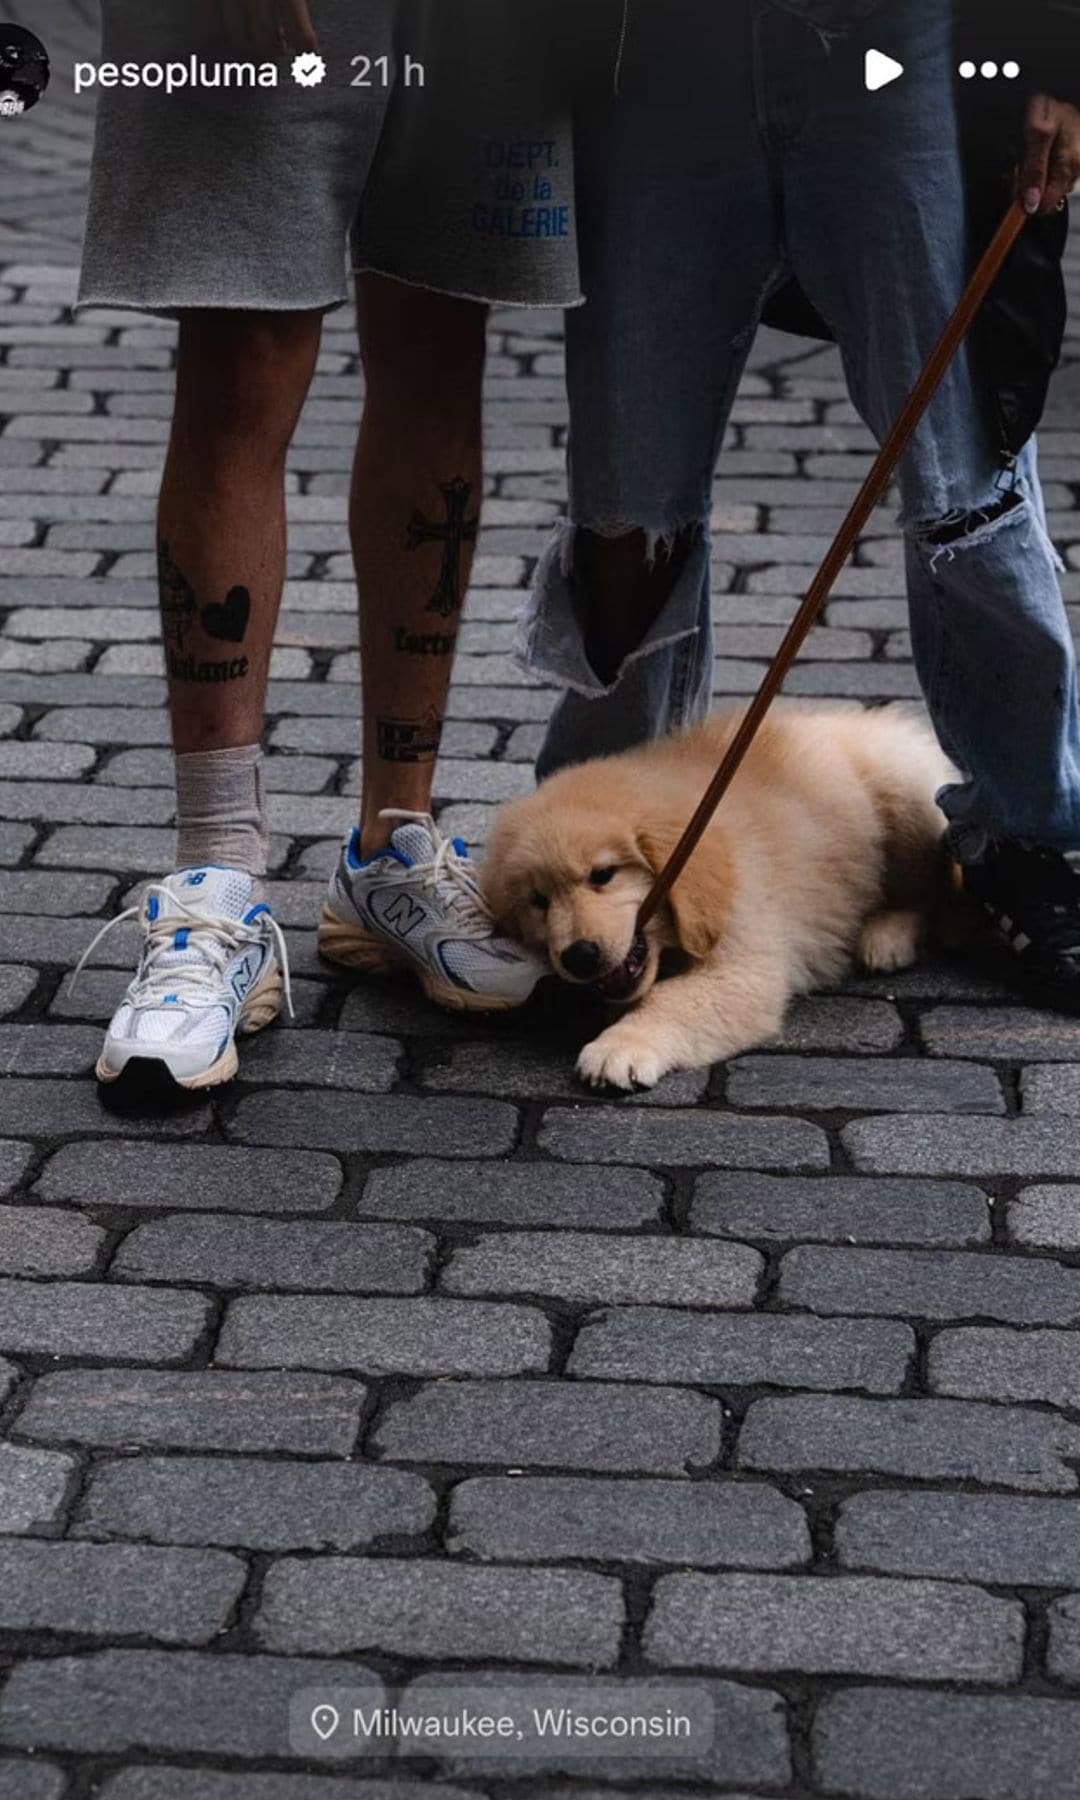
[0, 22, 50, 116]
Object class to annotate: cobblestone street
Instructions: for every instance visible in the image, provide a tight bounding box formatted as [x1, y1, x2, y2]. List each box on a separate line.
[4, 4, 1080, 1797]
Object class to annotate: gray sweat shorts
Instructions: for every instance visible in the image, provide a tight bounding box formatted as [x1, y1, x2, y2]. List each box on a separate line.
[77, 0, 580, 315]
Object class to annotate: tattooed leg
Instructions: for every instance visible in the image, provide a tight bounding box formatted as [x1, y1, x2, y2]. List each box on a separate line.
[352, 275, 486, 853]
[159, 310, 321, 754]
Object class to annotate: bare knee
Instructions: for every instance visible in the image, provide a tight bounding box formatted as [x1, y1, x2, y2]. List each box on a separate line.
[358, 275, 486, 437]
[173, 309, 322, 460]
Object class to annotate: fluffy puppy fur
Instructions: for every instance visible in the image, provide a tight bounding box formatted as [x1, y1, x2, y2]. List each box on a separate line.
[484, 704, 957, 1090]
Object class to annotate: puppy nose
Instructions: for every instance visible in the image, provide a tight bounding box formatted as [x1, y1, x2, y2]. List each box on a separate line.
[561, 938, 603, 980]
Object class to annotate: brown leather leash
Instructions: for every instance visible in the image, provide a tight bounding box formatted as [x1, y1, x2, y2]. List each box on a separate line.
[636, 198, 1029, 932]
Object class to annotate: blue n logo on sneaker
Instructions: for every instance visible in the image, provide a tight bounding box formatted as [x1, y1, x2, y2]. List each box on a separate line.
[230, 949, 262, 1002]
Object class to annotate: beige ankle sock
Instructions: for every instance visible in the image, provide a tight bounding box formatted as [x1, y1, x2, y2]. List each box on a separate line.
[175, 744, 269, 878]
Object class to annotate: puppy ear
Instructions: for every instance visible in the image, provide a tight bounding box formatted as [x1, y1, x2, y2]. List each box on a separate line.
[635, 822, 730, 961]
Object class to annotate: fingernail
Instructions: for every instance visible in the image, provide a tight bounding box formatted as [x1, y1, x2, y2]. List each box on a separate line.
[1024, 187, 1042, 214]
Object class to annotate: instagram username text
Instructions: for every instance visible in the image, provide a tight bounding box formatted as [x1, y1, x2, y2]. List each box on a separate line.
[76, 57, 289, 95]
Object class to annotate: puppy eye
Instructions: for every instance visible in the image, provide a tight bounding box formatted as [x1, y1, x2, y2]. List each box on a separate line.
[531, 891, 550, 912]
[589, 866, 617, 887]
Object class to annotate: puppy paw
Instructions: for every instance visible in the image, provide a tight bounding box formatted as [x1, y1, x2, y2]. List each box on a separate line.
[857, 909, 921, 972]
[577, 1028, 666, 1091]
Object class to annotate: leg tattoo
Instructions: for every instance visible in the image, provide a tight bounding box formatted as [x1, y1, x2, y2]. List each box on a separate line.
[376, 710, 443, 762]
[158, 538, 252, 685]
[201, 585, 252, 644]
[405, 475, 479, 618]
[394, 625, 456, 657]
[159, 539, 198, 653]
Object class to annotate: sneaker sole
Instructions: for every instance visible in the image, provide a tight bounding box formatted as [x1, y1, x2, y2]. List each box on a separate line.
[95, 966, 284, 1091]
[317, 903, 521, 1013]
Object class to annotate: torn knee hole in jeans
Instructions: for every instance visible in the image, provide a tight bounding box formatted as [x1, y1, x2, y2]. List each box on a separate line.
[523, 517, 711, 700]
[916, 491, 1028, 568]
[559, 518, 706, 688]
[568, 518, 700, 571]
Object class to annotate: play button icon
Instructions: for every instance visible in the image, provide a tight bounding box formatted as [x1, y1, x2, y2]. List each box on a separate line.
[865, 48, 905, 91]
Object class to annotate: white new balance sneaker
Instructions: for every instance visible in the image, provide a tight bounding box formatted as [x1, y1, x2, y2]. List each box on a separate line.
[76, 865, 292, 1091]
[318, 811, 545, 1012]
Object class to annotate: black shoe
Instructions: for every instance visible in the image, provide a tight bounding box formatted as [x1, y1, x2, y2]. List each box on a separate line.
[957, 838, 1080, 1013]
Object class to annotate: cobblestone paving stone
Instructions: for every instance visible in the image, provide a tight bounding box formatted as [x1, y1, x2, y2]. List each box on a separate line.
[3, 4, 1080, 1795]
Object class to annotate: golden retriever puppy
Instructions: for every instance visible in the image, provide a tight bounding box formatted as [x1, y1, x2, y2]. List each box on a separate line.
[484, 704, 956, 1090]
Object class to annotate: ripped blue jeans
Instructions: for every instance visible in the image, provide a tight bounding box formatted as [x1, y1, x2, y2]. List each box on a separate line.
[519, 0, 1080, 851]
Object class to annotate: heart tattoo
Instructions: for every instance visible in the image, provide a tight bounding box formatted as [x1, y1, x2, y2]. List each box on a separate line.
[200, 585, 251, 645]
[157, 542, 252, 685]
[158, 543, 252, 649]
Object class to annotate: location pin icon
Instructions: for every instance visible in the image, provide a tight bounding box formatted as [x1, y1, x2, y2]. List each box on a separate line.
[311, 1704, 340, 1742]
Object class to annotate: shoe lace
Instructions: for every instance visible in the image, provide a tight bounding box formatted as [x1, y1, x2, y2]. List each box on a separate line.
[378, 808, 495, 936]
[73, 884, 294, 1016]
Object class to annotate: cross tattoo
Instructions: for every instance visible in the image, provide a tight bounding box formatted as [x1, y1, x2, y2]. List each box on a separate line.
[406, 477, 479, 618]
